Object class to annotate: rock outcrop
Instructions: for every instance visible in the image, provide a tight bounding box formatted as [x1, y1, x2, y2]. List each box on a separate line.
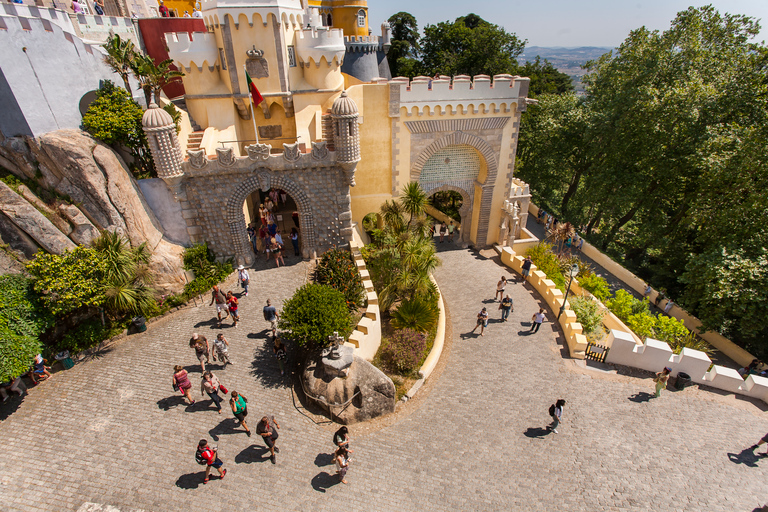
[302, 352, 396, 424]
[0, 129, 186, 293]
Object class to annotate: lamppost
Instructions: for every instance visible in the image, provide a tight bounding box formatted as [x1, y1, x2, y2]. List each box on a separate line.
[558, 263, 579, 320]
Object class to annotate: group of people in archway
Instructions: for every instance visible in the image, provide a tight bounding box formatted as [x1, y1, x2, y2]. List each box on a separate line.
[247, 188, 301, 266]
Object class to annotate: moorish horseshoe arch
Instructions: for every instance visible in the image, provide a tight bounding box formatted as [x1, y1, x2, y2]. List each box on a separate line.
[421, 183, 472, 245]
[412, 131, 499, 245]
[226, 171, 315, 266]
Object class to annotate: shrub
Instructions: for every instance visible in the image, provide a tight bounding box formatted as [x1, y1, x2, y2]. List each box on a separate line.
[26, 246, 108, 317]
[279, 283, 353, 349]
[57, 317, 129, 354]
[526, 242, 565, 290]
[391, 295, 439, 332]
[569, 296, 604, 337]
[606, 289, 638, 322]
[314, 248, 365, 309]
[0, 327, 41, 382]
[577, 272, 612, 303]
[626, 311, 656, 340]
[380, 328, 427, 375]
[183, 243, 232, 284]
[0, 274, 54, 338]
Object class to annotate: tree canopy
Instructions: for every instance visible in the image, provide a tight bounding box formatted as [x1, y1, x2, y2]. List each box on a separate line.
[516, 6, 768, 357]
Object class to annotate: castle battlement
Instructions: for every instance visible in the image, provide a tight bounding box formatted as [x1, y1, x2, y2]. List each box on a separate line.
[295, 26, 345, 66]
[166, 32, 219, 71]
[390, 74, 531, 116]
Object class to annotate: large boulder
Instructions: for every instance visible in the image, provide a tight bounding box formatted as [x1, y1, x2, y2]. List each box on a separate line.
[0, 180, 76, 255]
[58, 204, 99, 246]
[302, 352, 396, 424]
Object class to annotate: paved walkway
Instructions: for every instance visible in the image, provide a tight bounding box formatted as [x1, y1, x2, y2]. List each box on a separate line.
[1, 246, 767, 511]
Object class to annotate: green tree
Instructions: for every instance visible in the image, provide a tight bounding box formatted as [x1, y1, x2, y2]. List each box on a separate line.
[0, 274, 54, 338]
[279, 283, 353, 349]
[518, 56, 574, 97]
[0, 328, 41, 382]
[82, 80, 155, 178]
[419, 14, 525, 77]
[26, 246, 107, 317]
[387, 12, 421, 78]
[313, 248, 365, 310]
[102, 34, 136, 95]
[130, 54, 185, 106]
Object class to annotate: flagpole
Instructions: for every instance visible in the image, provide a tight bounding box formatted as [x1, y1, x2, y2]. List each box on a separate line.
[245, 65, 259, 144]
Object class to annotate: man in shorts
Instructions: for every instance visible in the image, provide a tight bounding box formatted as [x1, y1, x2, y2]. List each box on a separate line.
[471, 307, 489, 336]
[257, 415, 281, 464]
[189, 333, 210, 372]
[263, 299, 279, 337]
[209, 285, 229, 325]
[197, 439, 226, 484]
[521, 257, 533, 280]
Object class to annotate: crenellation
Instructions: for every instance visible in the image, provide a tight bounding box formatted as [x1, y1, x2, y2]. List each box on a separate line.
[166, 31, 219, 71]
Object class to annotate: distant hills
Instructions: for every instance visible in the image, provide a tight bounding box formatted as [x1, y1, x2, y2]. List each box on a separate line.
[518, 46, 614, 91]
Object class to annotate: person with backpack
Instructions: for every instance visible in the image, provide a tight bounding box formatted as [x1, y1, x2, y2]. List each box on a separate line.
[256, 415, 281, 464]
[263, 299, 279, 337]
[273, 337, 286, 375]
[500, 294, 513, 322]
[226, 291, 239, 328]
[196, 439, 226, 483]
[209, 285, 229, 325]
[229, 391, 251, 436]
[521, 256, 533, 280]
[189, 333, 210, 373]
[548, 399, 566, 434]
[237, 265, 250, 296]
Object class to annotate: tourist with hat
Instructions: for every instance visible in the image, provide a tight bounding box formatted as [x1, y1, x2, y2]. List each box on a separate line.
[237, 265, 250, 296]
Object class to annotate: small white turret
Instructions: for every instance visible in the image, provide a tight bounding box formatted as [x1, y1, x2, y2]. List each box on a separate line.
[331, 91, 360, 185]
[142, 103, 184, 189]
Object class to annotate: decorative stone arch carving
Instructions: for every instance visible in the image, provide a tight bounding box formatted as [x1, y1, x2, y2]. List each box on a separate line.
[422, 183, 472, 244]
[226, 172, 315, 266]
[412, 131, 499, 246]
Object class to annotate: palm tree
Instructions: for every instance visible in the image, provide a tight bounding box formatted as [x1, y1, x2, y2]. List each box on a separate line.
[130, 54, 185, 105]
[400, 181, 427, 227]
[551, 222, 575, 254]
[92, 231, 156, 315]
[102, 34, 136, 95]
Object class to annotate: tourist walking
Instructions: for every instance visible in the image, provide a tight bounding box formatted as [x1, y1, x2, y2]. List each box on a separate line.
[500, 294, 513, 322]
[229, 391, 251, 436]
[495, 276, 507, 301]
[663, 300, 674, 315]
[263, 299, 279, 337]
[654, 367, 671, 397]
[227, 291, 239, 328]
[196, 439, 226, 483]
[333, 426, 351, 451]
[213, 333, 232, 366]
[257, 415, 281, 464]
[448, 221, 455, 242]
[530, 308, 546, 333]
[548, 399, 566, 434]
[335, 446, 350, 484]
[273, 337, 286, 375]
[290, 228, 300, 257]
[201, 371, 226, 414]
[439, 222, 446, 243]
[471, 307, 489, 336]
[172, 365, 195, 404]
[521, 257, 533, 281]
[271, 237, 285, 267]
[237, 265, 250, 296]
[643, 284, 652, 299]
[209, 285, 229, 325]
[577, 237, 584, 252]
[189, 333, 210, 372]
[748, 433, 768, 456]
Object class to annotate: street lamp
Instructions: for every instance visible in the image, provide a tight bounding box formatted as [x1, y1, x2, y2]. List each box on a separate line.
[558, 263, 579, 320]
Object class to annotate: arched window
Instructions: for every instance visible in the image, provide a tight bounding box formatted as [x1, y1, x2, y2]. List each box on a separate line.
[357, 9, 365, 27]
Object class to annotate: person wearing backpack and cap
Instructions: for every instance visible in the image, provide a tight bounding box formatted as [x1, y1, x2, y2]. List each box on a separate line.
[548, 399, 566, 434]
[196, 439, 226, 483]
[237, 265, 250, 296]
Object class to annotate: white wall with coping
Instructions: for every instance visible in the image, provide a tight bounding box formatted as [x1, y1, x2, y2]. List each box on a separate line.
[418, 274, 445, 380]
[0, 14, 129, 137]
[527, 202, 757, 367]
[605, 330, 768, 405]
[346, 227, 381, 361]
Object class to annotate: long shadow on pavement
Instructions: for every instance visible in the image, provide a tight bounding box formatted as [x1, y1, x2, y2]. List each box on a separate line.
[0, 393, 25, 421]
[157, 395, 189, 411]
[314, 452, 335, 467]
[727, 448, 766, 468]
[176, 472, 206, 489]
[209, 418, 249, 441]
[249, 342, 290, 390]
[628, 392, 654, 403]
[235, 444, 270, 464]
[524, 427, 552, 439]
[311, 471, 341, 492]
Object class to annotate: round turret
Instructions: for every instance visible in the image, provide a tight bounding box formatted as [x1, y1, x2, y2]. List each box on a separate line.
[330, 91, 360, 184]
[142, 103, 175, 129]
[141, 103, 184, 181]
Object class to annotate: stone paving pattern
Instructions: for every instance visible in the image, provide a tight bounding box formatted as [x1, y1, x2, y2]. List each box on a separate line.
[1, 244, 767, 511]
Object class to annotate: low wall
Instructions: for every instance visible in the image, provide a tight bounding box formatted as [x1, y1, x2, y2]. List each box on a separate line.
[347, 230, 382, 361]
[527, 202, 756, 367]
[418, 274, 445, 380]
[606, 330, 768, 404]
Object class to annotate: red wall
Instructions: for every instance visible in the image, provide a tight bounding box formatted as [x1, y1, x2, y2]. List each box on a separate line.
[136, 18, 207, 99]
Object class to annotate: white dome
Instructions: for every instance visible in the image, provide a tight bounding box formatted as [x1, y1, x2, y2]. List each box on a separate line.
[142, 103, 175, 129]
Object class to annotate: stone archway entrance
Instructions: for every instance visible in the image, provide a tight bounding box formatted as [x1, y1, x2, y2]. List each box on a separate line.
[411, 133, 498, 247]
[226, 172, 315, 266]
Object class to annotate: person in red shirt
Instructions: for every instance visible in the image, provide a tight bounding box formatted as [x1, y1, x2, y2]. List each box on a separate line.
[197, 439, 226, 483]
[158, 0, 169, 17]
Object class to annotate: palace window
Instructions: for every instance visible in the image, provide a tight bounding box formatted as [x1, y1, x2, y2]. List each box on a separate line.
[287, 46, 296, 67]
[357, 9, 365, 27]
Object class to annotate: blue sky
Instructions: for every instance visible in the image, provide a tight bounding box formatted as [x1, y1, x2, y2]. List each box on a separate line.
[367, 1, 768, 48]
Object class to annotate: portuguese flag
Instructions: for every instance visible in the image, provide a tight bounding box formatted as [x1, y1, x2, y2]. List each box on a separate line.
[245, 71, 264, 107]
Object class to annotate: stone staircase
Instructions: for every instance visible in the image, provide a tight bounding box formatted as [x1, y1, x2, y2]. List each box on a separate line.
[186, 131, 204, 151]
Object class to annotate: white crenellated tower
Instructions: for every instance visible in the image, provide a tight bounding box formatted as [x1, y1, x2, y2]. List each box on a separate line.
[142, 103, 184, 188]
